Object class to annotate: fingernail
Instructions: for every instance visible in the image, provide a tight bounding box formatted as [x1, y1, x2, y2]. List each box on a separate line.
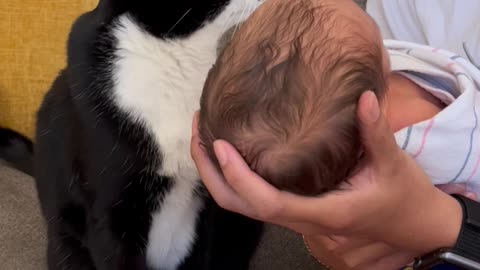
[214, 141, 228, 166]
[367, 91, 380, 122]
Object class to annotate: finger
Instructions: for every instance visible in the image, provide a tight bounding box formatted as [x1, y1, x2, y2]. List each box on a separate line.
[464, 192, 478, 201]
[190, 120, 252, 214]
[280, 190, 362, 231]
[304, 236, 405, 270]
[357, 91, 400, 164]
[304, 235, 338, 253]
[213, 140, 289, 220]
[436, 184, 467, 194]
[215, 139, 359, 227]
[342, 242, 395, 268]
[359, 251, 415, 270]
[302, 236, 353, 270]
[436, 184, 478, 201]
[306, 235, 359, 252]
[323, 236, 374, 254]
[279, 221, 326, 235]
[308, 230, 412, 268]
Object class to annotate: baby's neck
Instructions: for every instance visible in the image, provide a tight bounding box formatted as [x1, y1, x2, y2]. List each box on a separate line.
[383, 72, 444, 132]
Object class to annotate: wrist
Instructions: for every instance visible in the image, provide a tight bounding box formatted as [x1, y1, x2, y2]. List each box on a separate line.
[413, 194, 480, 269]
[426, 191, 463, 249]
[389, 188, 462, 253]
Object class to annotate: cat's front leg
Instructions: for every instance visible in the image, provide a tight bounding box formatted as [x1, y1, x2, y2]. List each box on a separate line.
[85, 170, 162, 270]
[46, 225, 96, 270]
[85, 206, 151, 270]
[180, 196, 264, 270]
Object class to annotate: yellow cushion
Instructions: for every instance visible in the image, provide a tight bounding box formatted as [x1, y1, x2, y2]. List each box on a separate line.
[0, 0, 98, 139]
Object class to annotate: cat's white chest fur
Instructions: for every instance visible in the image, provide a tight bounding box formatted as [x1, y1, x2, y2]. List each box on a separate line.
[112, 15, 215, 270]
[111, 1, 263, 269]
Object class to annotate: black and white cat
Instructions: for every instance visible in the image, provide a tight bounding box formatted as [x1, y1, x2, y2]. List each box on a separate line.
[34, 0, 264, 269]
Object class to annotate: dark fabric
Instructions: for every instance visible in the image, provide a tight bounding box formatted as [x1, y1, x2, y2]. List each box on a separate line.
[249, 225, 323, 270]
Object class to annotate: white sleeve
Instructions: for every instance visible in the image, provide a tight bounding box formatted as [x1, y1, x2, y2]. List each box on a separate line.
[366, 0, 480, 62]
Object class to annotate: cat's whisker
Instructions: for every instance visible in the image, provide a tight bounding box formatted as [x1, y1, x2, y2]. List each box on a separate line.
[168, 8, 193, 34]
[231, 23, 241, 40]
[232, 4, 251, 38]
[57, 252, 72, 265]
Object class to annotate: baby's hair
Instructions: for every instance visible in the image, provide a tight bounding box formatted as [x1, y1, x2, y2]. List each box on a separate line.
[199, 0, 387, 195]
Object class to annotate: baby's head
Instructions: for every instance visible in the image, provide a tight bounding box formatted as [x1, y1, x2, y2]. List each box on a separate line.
[199, 0, 389, 196]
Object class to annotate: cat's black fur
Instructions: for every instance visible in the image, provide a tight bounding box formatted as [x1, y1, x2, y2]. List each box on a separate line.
[34, 1, 263, 269]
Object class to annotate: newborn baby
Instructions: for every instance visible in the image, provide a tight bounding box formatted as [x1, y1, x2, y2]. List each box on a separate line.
[199, 0, 480, 196]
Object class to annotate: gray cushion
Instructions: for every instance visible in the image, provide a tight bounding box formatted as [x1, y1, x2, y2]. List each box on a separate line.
[0, 162, 47, 270]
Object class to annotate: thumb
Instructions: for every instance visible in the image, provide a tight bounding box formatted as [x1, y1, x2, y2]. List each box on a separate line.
[357, 91, 399, 163]
[213, 140, 284, 213]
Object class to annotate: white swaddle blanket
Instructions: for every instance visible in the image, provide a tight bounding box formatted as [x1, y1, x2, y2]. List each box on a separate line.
[366, 0, 480, 195]
[387, 40, 480, 196]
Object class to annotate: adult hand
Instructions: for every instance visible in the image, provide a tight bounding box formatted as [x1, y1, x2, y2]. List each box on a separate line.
[191, 91, 463, 264]
[306, 183, 476, 270]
